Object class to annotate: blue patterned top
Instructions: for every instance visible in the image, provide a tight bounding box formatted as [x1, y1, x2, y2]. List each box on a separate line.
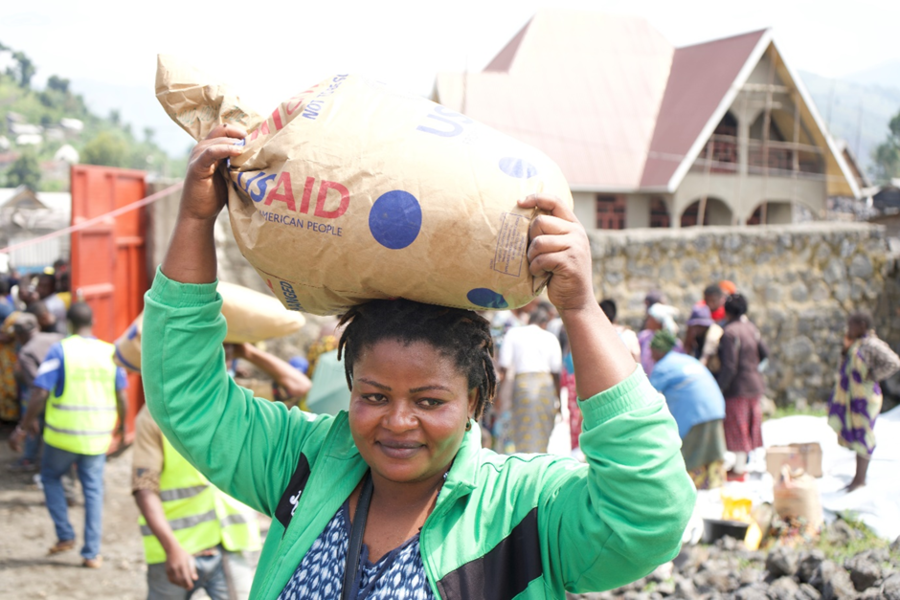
[278, 501, 435, 599]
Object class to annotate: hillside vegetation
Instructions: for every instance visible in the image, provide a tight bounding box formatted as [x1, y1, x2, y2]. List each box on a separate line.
[793, 72, 900, 183]
[0, 41, 185, 191]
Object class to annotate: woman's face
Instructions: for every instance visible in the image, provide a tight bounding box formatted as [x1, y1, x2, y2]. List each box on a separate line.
[847, 320, 867, 340]
[348, 339, 476, 485]
[685, 325, 703, 346]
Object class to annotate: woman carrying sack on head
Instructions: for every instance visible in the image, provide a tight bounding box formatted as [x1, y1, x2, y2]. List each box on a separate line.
[142, 124, 695, 599]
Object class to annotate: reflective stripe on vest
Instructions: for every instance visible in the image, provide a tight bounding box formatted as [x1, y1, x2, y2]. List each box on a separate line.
[43, 336, 118, 455]
[138, 510, 255, 536]
[139, 436, 261, 564]
[159, 484, 209, 502]
[140, 509, 217, 537]
[50, 405, 117, 412]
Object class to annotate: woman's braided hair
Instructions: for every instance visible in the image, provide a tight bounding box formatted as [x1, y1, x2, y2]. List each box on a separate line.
[337, 299, 497, 419]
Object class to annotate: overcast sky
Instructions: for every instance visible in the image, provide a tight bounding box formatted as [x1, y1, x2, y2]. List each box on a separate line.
[1, 0, 898, 153]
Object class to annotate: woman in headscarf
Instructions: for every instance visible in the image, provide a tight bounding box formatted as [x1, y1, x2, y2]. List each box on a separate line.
[639, 302, 681, 375]
[684, 305, 723, 374]
[649, 330, 727, 489]
[828, 311, 900, 492]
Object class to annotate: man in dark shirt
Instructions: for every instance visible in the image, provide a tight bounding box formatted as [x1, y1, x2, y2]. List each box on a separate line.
[27, 301, 61, 334]
[36, 274, 68, 334]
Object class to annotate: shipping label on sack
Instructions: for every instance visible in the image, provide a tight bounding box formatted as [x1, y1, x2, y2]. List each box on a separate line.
[156, 56, 574, 315]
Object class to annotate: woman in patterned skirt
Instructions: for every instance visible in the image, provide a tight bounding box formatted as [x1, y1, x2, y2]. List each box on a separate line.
[829, 311, 900, 492]
[497, 305, 562, 453]
[0, 311, 23, 422]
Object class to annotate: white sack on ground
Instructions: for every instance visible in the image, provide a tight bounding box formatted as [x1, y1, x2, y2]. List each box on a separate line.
[740, 407, 900, 541]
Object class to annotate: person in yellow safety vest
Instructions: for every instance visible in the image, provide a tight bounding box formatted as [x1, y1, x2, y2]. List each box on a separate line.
[9, 302, 128, 569]
[133, 404, 262, 600]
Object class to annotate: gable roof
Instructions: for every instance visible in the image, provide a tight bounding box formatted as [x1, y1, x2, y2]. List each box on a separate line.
[484, 19, 531, 73]
[640, 29, 769, 189]
[0, 187, 71, 232]
[0, 186, 46, 210]
[435, 10, 673, 190]
[435, 9, 860, 198]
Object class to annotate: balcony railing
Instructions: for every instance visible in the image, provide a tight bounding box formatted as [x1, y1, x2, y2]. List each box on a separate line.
[690, 135, 825, 177]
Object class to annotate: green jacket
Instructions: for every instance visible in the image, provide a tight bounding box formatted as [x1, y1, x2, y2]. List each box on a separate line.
[142, 271, 695, 599]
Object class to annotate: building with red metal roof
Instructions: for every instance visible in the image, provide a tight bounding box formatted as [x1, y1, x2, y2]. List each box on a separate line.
[434, 9, 861, 229]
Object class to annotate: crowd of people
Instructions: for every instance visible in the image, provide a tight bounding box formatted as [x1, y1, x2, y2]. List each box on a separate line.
[481, 280, 900, 498]
[0, 261, 72, 433]
[2, 129, 899, 599]
[2, 256, 898, 599]
[478, 281, 766, 484]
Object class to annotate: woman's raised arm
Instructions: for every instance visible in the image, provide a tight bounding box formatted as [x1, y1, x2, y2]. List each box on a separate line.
[518, 194, 635, 398]
[520, 194, 694, 592]
[145, 124, 331, 515]
[161, 123, 245, 284]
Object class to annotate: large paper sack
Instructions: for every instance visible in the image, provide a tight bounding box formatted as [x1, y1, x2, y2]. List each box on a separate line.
[773, 466, 823, 532]
[114, 281, 306, 373]
[156, 56, 573, 315]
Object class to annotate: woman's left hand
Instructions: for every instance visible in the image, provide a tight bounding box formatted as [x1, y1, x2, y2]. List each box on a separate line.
[519, 194, 593, 313]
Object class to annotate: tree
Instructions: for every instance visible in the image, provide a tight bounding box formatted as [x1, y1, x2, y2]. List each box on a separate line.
[6, 149, 41, 190]
[81, 131, 130, 167]
[7, 51, 36, 88]
[47, 75, 70, 94]
[873, 109, 900, 184]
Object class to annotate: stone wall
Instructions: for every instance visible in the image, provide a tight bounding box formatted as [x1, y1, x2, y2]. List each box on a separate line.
[875, 254, 900, 408]
[147, 181, 898, 406]
[588, 222, 897, 406]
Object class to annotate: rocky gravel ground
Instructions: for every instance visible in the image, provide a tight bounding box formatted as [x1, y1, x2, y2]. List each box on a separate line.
[570, 521, 900, 600]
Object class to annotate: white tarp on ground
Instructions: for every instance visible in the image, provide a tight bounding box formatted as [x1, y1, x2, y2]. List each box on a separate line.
[759, 405, 900, 541]
[688, 405, 900, 543]
[550, 393, 900, 542]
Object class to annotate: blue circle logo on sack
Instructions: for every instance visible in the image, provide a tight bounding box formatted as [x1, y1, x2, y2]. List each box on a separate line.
[498, 157, 538, 179]
[369, 191, 423, 250]
[467, 288, 509, 309]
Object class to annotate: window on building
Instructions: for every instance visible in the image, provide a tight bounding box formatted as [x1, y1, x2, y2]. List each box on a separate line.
[649, 197, 670, 228]
[696, 112, 739, 173]
[595, 195, 625, 229]
[746, 203, 765, 226]
[680, 200, 711, 228]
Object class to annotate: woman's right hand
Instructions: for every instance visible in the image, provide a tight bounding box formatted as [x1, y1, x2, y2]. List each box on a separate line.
[162, 123, 246, 284]
[518, 194, 594, 314]
[519, 194, 636, 397]
[180, 123, 246, 222]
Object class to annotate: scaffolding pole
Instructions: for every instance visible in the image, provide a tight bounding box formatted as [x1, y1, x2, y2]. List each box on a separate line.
[760, 50, 775, 226]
